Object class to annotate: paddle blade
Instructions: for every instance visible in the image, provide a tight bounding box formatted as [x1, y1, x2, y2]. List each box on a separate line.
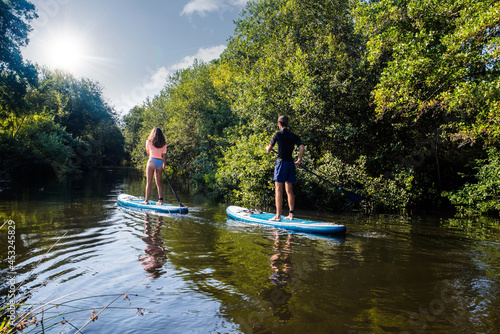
[340, 188, 363, 204]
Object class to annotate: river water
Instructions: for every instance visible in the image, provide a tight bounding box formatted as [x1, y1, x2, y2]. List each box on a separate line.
[1, 168, 499, 333]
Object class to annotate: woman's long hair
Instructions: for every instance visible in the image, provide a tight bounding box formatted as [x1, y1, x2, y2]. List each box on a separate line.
[147, 127, 166, 149]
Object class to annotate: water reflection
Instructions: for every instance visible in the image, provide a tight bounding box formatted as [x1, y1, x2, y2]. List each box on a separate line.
[0, 169, 499, 333]
[269, 230, 292, 286]
[139, 214, 168, 278]
[262, 230, 294, 323]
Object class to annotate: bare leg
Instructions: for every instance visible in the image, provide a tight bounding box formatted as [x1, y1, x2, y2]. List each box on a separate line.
[270, 182, 284, 221]
[284, 182, 295, 220]
[141, 160, 156, 204]
[154, 168, 163, 205]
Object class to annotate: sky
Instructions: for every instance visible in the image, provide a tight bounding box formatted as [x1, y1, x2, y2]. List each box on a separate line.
[21, 0, 249, 115]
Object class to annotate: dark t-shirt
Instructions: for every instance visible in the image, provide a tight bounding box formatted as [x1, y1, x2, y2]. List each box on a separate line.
[270, 129, 302, 162]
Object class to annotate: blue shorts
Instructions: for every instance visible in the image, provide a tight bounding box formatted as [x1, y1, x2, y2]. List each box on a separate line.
[150, 158, 163, 169]
[273, 161, 296, 183]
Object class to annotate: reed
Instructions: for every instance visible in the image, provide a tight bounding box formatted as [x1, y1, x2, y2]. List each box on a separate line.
[1, 229, 146, 333]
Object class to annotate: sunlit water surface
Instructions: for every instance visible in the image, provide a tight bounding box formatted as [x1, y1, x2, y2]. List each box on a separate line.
[1, 168, 499, 333]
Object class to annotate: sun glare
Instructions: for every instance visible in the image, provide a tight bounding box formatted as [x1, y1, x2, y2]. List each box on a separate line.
[46, 32, 87, 73]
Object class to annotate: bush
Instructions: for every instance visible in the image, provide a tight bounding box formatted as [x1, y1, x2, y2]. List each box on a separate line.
[444, 148, 500, 215]
[315, 153, 415, 212]
[0, 114, 80, 180]
[215, 131, 275, 208]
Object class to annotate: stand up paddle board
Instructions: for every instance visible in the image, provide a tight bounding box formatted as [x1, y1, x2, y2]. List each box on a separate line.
[226, 206, 346, 234]
[117, 194, 188, 214]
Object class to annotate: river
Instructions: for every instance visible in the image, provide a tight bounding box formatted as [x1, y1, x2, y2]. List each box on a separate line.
[1, 168, 499, 333]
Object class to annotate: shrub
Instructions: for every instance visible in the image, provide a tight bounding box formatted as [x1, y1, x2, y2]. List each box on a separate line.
[444, 148, 500, 215]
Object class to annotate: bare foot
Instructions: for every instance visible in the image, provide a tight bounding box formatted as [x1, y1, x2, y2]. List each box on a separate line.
[284, 215, 294, 220]
[140, 200, 150, 205]
[157, 200, 163, 205]
[269, 216, 281, 222]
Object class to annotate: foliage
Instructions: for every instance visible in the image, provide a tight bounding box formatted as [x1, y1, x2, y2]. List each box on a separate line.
[215, 131, 275, 207]
[219, 0, 373, 162]
[122, 105, 145, 164]
[349, 0, 500, 210]
[355, 0, 500, 146]
[123, 61, 236, 189]
[0, 113, 80, 179]
[315, 153, 415, 212]
[444, 148, 500, 214]
[0, 0, 38, 119]
[1, 67, 124, 180]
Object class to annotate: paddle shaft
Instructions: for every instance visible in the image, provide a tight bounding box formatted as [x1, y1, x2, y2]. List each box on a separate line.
[162, 169, 184, 207]
[271, 149, 363, 204]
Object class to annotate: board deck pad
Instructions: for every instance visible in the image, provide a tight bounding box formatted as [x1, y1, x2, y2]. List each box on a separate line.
[226, 206, 346, 234]
[117, 194, 188, 214]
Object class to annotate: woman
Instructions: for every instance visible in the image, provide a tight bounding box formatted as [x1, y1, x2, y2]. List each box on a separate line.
[141, 127, 167, 205]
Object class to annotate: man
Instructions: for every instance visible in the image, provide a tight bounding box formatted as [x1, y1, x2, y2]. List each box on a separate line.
[265, 115, 305, 221]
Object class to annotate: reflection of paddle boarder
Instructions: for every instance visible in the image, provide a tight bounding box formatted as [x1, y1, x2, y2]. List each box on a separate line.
[139, 214, 167, 278]
[265, 115, 305, 221]
[261, 230, 294, 323]
[269, 230, 292, 285]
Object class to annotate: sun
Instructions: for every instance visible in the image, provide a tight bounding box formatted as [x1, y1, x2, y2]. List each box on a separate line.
[46, 32, 87, 73]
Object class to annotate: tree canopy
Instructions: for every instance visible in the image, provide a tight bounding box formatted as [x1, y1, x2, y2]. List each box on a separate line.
[123, 0, 500, 213]
[0, 1, 124, 180]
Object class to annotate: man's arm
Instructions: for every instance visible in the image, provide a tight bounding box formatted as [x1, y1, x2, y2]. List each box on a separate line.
[266, 133, 277, 153]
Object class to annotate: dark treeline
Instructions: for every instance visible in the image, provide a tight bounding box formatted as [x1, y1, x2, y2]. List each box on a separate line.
[2, 0, 499, 214]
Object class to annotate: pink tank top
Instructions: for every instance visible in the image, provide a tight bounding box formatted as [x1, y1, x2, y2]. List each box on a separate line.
[146, 140, 166, 160]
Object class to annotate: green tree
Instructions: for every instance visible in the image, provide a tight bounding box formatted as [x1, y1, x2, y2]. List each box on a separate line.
[353, 0, 500, 207]
[1, 68, 125, 180]
[128, 61, 235, 189]
[34, 69, 124, 169]
[0, 0, 38, 134]
[219, 0, 372, 162]
[214, 0, 412, 210]
[0, 113, 81, 180]
[356, 0, 500, 144]
[122, 105, 145, 164]
[444, 148, 500, 214]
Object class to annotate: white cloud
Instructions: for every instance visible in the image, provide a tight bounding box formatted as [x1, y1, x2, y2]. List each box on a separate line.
[169, 45, 226, 70]
[116, 45, 227, 114]
[181, 0, 249, 16]
[144, 66, 170, 91]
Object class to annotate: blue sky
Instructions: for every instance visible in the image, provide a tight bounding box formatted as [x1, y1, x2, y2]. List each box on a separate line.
[22, 0, 249, 115]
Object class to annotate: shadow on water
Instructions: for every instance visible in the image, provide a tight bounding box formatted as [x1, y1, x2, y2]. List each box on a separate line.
[0, 168, 499, 333]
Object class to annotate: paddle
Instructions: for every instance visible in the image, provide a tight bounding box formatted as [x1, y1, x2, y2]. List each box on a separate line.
[298, 165, 363, 204]
[271, 149, 363, 204]
[162, 169, 184, 207]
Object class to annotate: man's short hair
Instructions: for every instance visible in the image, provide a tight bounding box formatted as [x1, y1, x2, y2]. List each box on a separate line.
[278, 115, 288, 127]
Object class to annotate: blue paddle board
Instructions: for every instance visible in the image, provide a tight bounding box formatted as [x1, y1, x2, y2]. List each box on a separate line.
[118, 194, 188, 214]
[226, 206, 346, 234]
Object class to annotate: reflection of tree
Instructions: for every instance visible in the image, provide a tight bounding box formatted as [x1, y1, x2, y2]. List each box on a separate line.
[261, 230, 294, 322]
[138, 214, 167, 278]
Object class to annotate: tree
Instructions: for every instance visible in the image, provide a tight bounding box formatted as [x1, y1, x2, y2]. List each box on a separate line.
[355, 0, 500, 148]
[122, 105, 145, 164]
[126, 61, 235, 189]
[0, 0, 38, 127]
[353, 0, 500, 207]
